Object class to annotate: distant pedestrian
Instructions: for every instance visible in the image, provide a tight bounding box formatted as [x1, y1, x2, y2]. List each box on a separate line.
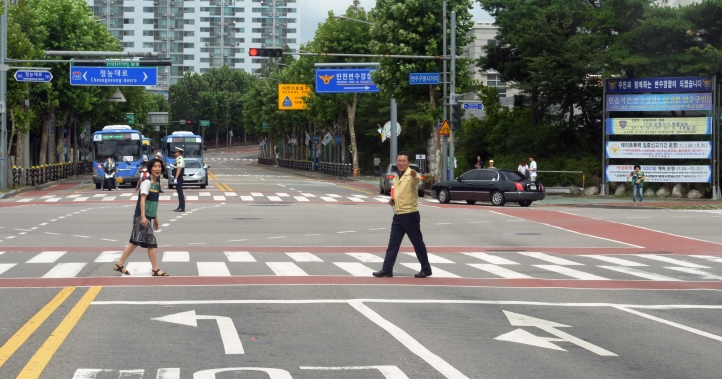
[475, 156, 483, 169]
[172, 147, 185, 212]
[113, 158, 169, 276]
[627, 165, 646, 206]
[373, 151, 432, 278]
[154, 152, 164, 193]
[517, 159, 530, 179]
[373, 156, 381, 175]
[136, 155, 149, 191]
[528, 156, 538, 181]
[488, 159, 495, 169]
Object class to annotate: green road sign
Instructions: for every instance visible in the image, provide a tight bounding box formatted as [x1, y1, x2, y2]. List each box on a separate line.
[262, 122, 271, 130]
[200, 120, 211, 127]
[126, 113, 135, 125]
[106, 60, 140, 67]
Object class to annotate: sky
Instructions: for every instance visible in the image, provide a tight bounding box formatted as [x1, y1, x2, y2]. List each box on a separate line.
[297, 0, 494, 45]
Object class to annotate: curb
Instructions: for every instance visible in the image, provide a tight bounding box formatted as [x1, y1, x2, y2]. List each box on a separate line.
[0, 176, 90, 200]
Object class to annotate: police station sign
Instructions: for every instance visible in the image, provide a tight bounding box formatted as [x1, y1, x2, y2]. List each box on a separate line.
[605, 165, 711, 183]
[606, 93, 713, 111]
[605, 77, 713, 93]
[606, 141, 712, 159]
[605, 117, 711, 135]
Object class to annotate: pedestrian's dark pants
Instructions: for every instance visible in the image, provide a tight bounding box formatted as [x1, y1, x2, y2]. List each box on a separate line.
[382, 211, 431, 273]
[176, 178, 185, 210]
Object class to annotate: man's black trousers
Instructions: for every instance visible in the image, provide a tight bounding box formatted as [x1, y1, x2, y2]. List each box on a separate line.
[176, 178, 185, 210]
[382, 211, 431, 273]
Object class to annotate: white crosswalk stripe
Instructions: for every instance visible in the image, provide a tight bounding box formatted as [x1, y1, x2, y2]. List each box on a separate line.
[225, 251, 256, 262]
[665, 267, 722, 280]
[406, 252, 454, 264]
[95, 251, 122, 263]
[582, 255, 648, 267]
[124, 262, 153, 277]
[598, 266, 680, 281]
[463, 252, 519, 265]
[266, 262, 308, 276]
[521, 252, 584, 266]
[400, 263, 460, 278]
[334, 262, 375, 276]
[0, 263, 17, 275]
[346, 253, 384, 263]
[43, 263, 87, 278]
[469, 264, 532, 279]
[163, 251, 190, 262]
[27, 251, 66, 263]
[197, 262, 231, 276]
[535, 265, 609, 280]
[286, 252, 323, 262]
[635, 254, 709, 268]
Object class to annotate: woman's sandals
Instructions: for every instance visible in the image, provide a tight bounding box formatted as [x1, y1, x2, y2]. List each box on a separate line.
[152, 269, 170, 276]
[113, 264, 130, 275]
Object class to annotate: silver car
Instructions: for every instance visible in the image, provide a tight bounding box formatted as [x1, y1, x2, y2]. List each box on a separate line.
[167, 158, 210, 189]
[379, 163, 425, 197]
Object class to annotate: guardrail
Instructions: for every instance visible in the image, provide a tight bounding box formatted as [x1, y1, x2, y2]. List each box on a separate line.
[536, 170, 585, 195]
[277, 159, 313, 172]
[257, 157, 275, 166]
[11, 161, 93, 189]
[318, 162, 352, 177]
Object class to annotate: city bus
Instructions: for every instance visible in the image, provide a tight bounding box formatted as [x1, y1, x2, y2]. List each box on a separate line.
[161, 131, 204, 178]
[91, 125, 144, 188]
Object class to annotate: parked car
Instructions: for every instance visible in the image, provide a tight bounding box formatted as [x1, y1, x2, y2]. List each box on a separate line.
[167, 158, 210, 189]
[379, 163, 425, 197]
[431, 169, 545, 206]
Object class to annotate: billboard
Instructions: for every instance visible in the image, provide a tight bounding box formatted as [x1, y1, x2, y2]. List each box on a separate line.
[605, 117, 711, 135]
[605, 141, 712, 159]
[605, 165, 711, 183]
[606, 93, 712, 111]
[605, 77, 713, 93]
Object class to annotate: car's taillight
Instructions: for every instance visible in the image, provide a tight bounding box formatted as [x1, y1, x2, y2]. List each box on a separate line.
[386, 175, 395, 179]
[515, 182, 524, 191]
[540, 183, 545, 191]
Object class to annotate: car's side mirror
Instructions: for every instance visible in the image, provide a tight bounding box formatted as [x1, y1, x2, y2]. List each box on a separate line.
[204, 164, 210, 170]
[456, 176, 462, 182]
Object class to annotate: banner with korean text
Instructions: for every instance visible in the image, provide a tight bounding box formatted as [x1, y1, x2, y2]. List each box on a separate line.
[606, 93, 712, 111]
[605, 165, 711, 183]
[606, 142, 712, 159]
[605, 77, 713, 93]
[605, 117, 711, 135]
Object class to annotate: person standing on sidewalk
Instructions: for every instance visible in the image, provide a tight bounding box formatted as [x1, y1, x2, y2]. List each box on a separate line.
[113, 158, 169, 276]
[529, 156, 538, 181]
[172, 147, 185, 212]
[627, 165, 646, 206]
[475, 156, 483, 169]
[373, 156, 381, 175]
[373, 151, 432, 278]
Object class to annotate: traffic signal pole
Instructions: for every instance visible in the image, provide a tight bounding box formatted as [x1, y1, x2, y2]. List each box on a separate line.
[441, 0, 447, 181]
[449, 10, 456, 180]
[0, 0, 8, 190]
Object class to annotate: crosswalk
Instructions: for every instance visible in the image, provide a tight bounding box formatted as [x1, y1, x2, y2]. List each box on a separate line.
[0, 250, 720, 281]
[15, 192, 393, 203]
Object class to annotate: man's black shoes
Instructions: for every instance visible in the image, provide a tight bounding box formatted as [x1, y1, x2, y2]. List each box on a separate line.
[174, 209, 185, 212]
[372, 270, 393, 277]
[414, 271, 433, 278]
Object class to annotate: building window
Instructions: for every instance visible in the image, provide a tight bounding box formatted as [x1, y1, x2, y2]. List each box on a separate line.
[183, 31, 195, 36]
[123, 18, 134, 24]
[143, 19, 155, 24]
[143, 42, 154, 48]
[143, 30, 154, 36]
[123, 30, 135, 36]
[122, 42, 135, 48]
[123, 6, 135, 11]
[143, 7, 154, 12]
[487, 74, 506, 88]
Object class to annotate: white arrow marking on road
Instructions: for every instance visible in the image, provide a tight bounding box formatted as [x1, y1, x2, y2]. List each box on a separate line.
[83, 71, 87, 80]
[153, 310, 244, 354]
[193, 368, 292, 379]
[498, 310, 617, 356]
[143, 72, 148, 81]
[495, 328, 566, 351]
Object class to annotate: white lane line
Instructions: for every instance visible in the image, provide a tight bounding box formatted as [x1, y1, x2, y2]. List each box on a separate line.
[613, 306, 722, 342]
[326, 194, 342, 198]
[582, 255, 648, 267]
[374, 197, 389, 202]
[468, 264, 533, 279]
[337, 231, 356, 234]
[250, 192, 264, 197]
[0, 263, 17, 276]
[45, 198, 61, 202]
[266, 262, 308, 276]
[665, 267, 722, 280]
[347, 197, 364, 202]
[240, 196, 254, 201]
[267, 196, 283, 201]
[17, 198, 33, 202]
[689, 255, 723, 263]
[346, 253, 384, 263]
[404, 253, 454, 264]
[163, 251, 190, 262]
[224, 192, 237, 197]
[213, 196, 226, 201]
[301, 193, 316, 197]
[534, 265, 609, 280]
[435, 223, 452, 225]
[635, 254, 709, 268]
[27, 251, 67, 263]
[276, 193, 290, 197]
[286, 252, 323, 262]
[197, 262, 232, 276]
[369, 228, 387, 231]
[95, 251, 122, 263]
[73, 197, 89, 202]
[598, 266, 680, 281]
[334, 262, 375, 276]
[520, 252, 584, 266]
[400, 263, 460, 278]
[225, 251, 256, 262]
[187, 196, 199, 201]
[321, 197, 338, 202]
[124, 262, 153, 277]
[349, 301, 470, 379]
[351, 194, 369, 198]
[199, 192, 212, 196]
[463, 252, 519, 265]
[42, 263, 87, 278]
[293, 196, 310, 202]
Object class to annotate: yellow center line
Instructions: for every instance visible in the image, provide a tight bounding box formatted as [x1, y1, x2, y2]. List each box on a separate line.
[208, 171, 218, 180]
[215, 183, 226, 192]
[16, 286, 102, 379]
[224, 184, 233, 192]
[0, 287, 76, 369]
[336, 184, 376, 195]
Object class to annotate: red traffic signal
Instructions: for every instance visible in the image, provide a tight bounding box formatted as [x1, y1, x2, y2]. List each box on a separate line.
[248, 48, 283, 58]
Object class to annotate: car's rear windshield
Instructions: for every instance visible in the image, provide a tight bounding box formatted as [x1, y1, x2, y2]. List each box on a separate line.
[502, 171, 527, 181]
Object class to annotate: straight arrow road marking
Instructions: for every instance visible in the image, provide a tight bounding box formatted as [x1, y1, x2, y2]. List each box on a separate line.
[153, 310, 244, 354]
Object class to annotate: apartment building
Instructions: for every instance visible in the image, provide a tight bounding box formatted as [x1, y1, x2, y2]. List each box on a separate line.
[464, 21, 518, 107]
[85, 0, 300, 91]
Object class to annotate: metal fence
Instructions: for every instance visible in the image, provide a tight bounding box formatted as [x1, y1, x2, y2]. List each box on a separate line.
[259, 157, 353, 177]
[318, 162, 352, 177]
[11, 161, 93, 189]
[277, 159, 312, 172]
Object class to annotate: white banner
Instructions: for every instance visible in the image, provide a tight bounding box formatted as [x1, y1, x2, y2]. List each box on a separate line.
[606, 141, 712, 159]
[605, 165, 711, 183]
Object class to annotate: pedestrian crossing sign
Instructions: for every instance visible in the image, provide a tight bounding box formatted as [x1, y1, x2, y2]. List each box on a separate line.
[278, 84, 311, 110]
[282, 96, 293, 107]
[437, 120, 451, 136]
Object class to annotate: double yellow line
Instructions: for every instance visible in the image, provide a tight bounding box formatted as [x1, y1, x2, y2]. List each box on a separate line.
[216, 183, 232, 192]
[207, 171, 218, 180]
[0, 286, 101, 379]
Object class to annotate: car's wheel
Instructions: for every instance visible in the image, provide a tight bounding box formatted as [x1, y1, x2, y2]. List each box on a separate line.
[438, 188, 451, 204]
[418, 191, 425, 198]
[518, 201, 532, 207]
[466, 200, 476, 205]
[95, 183, 101, 189]
[201, 178, 207, 189]
[491, 191, 506, 206]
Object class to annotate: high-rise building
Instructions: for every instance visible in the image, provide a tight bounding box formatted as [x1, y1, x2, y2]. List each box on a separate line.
[85, 0, 300, 91]
[464, 21, 518, 107]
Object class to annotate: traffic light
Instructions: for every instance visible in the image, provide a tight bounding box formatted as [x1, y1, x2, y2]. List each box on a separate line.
[451, 103, 462, 130]
[177, 120, 194, 125]
[249, 48, 283, 58]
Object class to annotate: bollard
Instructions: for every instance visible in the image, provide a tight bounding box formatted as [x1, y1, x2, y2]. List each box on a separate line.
[354, 168, 360, 178]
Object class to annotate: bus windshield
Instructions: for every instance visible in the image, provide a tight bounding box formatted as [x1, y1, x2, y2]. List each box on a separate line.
[93, 134, 142, 163]
[166, 139, 203, 158]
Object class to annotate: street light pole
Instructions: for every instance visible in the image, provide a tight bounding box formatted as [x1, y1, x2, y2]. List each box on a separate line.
[0, 0, 8, 190]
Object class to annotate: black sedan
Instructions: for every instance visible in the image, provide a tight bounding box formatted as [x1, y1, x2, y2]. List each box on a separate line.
[431, 169, 545, 207]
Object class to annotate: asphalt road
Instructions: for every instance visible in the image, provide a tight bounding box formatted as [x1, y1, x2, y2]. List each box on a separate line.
[0, 146, 720, 379]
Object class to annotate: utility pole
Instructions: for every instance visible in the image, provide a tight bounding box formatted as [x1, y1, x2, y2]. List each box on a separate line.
[441, 0, 447, 182]
[390, 98, 398, 165]
[449, 10, 457, 180]
[0, 0, 8, 190]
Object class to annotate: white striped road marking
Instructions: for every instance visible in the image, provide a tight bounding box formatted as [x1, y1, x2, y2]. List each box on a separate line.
[120, 193, 134, 197]
[293, 196, 309, 202]
[213, 196, 226, 201]
[598, 266, 680, 282]
[199, 192, 211, 196]
[240, 196, 254, 201]
[520, 252, 584, 266]
[327, 194, 342, 198]
[73, 197, 89, 202]
[159, 196, 171, 201]
[17, 198, 33, 202]
[400, 263, 460, 278]
[40, 195, 55, 199]
[45, 198, 61, 202]
[187, 196, 199, 201]
[351, 194, 369, 198]
[224, 251, 256, 262]
[321, 197, 338, 202]
[463, 252, 520, 265]
[225, 192, 237, 196]
[334, 262, 375, 276]
[266, 262, 308, 276]
[348, 197, 364, 202]
[0, 263, 16, 276]
[582, 255, 648, 267]
[612, 306, 723, 342]
[689, 255, 723, 263]
[27, 251, 67, 263]
[374, 197, 389, 202]
[468, 264, 533, 279]
[67, 194, 82, 198]
[665, 267, 722, 280]
[197, 262, 231, 276]
[286, 252, 324, 262]
[101, 196, 116, 201]
[535, 265, 609, 280]
[300, 193, 316, 197]
[276, 193, 290, 197]
[251, 192, 264, 197]
[124, 262, 153, 277]
[92, 194, 106, 198]
[267, 196, 283, 201]
[71, 369, 112, 378]
[405, 252, 454, 264]
[635, 254, 709, 268]
[346, 253, 384, 263]
[42, 263, 87, 278]
[95, 251, 122, 263]
[130, 196, 138, 201]
[163, 251, 190, 262]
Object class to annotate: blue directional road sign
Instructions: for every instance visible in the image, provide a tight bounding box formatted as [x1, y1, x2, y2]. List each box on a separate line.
[409, 72, 440, 85]
[70, 66, 157, 86]
[315, 68, 379, 94]
[14, 70, 53, 83]
[463, 103, 484, 110]
[335, 135, 342, 144]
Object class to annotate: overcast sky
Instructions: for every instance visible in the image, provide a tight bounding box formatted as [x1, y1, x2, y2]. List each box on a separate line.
[297, 0, 493, 45]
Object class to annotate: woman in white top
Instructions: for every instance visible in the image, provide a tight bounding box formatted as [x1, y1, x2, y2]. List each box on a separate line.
[517, 159, 530, 179]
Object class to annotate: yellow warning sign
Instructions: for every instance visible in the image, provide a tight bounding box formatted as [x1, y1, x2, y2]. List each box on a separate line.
[278, 84, 312, 110]
[437, 120, 451, 136]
